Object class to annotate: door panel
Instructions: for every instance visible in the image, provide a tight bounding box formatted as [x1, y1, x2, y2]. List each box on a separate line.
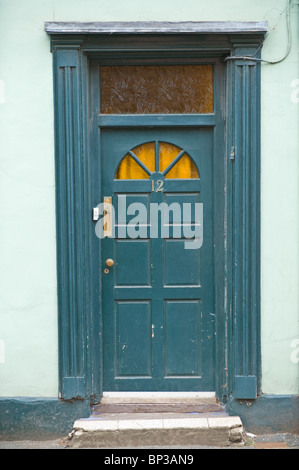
[115, 240, 151, 286]
[164, 300, 201, 377]
[101, 127, 214, 391]
[115, 301, 152, 377]
[164, 239, 200, 286]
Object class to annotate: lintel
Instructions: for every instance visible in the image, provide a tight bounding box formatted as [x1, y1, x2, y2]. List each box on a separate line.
[44, 21, 268, 35]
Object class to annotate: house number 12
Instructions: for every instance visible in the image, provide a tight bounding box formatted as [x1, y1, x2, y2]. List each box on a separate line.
[152, 180, 164, 192]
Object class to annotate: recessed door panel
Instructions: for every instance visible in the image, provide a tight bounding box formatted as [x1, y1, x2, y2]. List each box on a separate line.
[164, 239, 200, 286]
[115, 240, 151, 286]
[115, 301, 152, 377]
[164, 300, 201, 377]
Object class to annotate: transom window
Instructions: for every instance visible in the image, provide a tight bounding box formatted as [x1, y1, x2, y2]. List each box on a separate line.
[100, 65, 213, 114]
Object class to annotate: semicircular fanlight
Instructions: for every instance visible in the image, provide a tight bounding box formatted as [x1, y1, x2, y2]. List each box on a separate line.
[115, 141, 199, 180]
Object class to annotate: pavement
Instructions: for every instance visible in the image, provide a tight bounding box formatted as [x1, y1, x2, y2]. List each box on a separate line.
[0, 432, 298, 449]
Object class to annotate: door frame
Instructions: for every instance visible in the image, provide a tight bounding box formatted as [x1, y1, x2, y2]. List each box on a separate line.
[46, 21, 267, 403]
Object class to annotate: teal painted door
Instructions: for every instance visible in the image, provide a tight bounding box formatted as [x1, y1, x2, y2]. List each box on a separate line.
[101, 127, 214, 391]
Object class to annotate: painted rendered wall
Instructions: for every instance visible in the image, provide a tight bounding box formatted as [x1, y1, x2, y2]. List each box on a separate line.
[0, 0, 298, 396]
[260, 4, 299, 394]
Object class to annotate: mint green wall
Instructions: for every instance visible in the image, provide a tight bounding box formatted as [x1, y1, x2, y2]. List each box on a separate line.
[0, 0, 298, 396]
[260, 4, 299, 394]
[0, 0, 58, 396]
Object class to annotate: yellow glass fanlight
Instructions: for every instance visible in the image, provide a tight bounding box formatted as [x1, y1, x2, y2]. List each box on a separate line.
[115, 141, 199, 180]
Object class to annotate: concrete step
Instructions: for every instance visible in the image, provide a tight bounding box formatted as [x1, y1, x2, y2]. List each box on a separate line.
[69, 395, 244, 449]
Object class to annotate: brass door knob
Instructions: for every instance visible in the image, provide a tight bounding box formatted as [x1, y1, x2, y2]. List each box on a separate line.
[105, 258, 114, 267]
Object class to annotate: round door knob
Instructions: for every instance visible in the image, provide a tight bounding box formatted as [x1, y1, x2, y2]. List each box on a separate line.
[105, 258, 114, 267]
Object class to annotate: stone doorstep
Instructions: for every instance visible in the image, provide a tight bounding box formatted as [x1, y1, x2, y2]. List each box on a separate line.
[70, 394, 244, 447]
[73, 415, 242, 432]
[96, 392, 220, 413]
[95, 403, 222, 414]
[100, 392, 217, 404]
[70, 414, 244, 447]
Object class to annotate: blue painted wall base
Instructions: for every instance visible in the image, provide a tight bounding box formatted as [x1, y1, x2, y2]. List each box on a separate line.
[0, 394, 298, 439]
[0, 397, 91, 440]
[227, 394, 299, 435]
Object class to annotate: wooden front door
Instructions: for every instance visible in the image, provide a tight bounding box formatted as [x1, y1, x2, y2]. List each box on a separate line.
[100, 127, 215, 391]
